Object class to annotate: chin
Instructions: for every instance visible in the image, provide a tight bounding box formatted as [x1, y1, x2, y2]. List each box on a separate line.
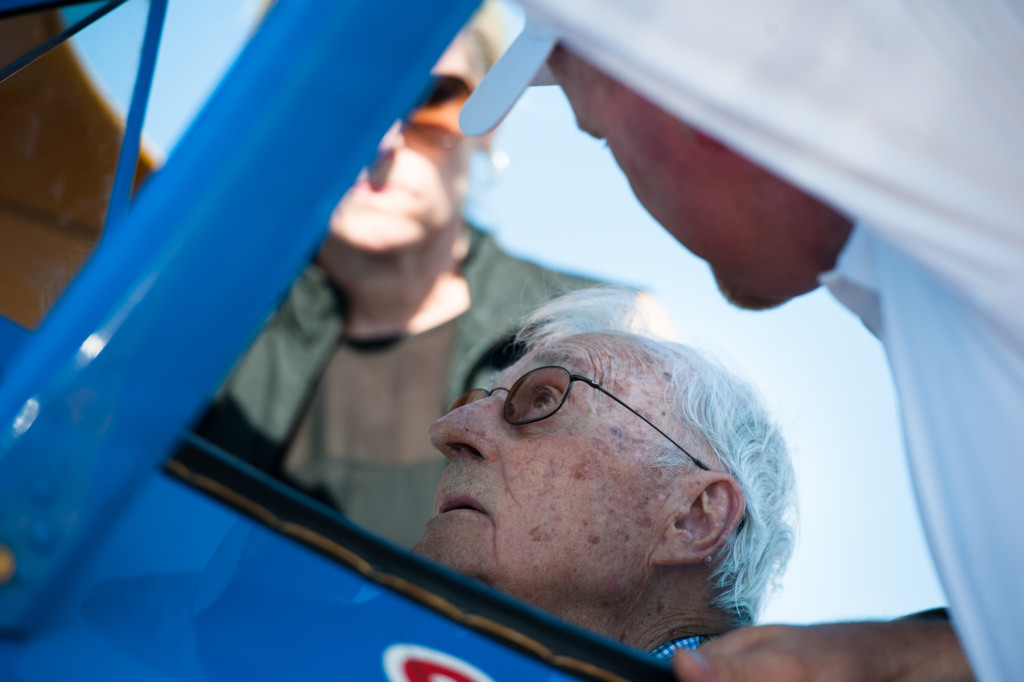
[332, 221, 428, 254]
[411, 518, 460, 566]
[713, 270, 797, 311]
[412, 520, 491, 584]
[716, 283, 787, 311]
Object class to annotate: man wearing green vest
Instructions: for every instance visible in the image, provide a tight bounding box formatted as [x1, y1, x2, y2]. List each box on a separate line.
[185, 4, 607, 548]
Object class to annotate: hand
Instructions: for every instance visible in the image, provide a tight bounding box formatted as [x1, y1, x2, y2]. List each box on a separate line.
[672, 621, 974, 682]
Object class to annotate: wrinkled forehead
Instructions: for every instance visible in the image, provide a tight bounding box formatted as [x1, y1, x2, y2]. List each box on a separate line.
[499, 333, 665, 391]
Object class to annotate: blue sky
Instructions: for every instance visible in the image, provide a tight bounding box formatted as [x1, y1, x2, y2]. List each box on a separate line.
[80, 0, 947, 624]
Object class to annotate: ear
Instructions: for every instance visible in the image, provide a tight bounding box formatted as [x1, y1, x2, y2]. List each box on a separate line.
[651, 475, 746, 567]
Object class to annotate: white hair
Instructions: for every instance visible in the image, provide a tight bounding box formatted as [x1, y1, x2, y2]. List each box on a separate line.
[514, 286, 795, 625]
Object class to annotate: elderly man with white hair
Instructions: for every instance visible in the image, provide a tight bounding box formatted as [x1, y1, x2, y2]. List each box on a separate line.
[414, 287, 796, 655]
[414, 288, 969, 679]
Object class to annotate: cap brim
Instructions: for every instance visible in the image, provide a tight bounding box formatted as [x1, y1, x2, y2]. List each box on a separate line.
[459, 23, 558, 137]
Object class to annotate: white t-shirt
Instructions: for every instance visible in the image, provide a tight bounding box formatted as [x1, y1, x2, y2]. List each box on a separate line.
[822, 226, 1024, 682]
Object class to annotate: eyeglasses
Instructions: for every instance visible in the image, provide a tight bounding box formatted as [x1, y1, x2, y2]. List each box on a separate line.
[448, 365, 711, 471]
[402, 75, 472, 150]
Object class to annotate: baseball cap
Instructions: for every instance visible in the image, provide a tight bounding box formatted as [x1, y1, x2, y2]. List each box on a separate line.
[458, 21, 558, 137]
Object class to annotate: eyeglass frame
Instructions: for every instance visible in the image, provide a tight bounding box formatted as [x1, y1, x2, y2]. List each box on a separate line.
[448, 365, 711, 471]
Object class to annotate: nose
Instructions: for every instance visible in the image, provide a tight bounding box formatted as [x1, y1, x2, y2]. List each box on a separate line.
[377, 120, 405, 151]
[428, 396, 503, 463]
[364, 121, 405, 187]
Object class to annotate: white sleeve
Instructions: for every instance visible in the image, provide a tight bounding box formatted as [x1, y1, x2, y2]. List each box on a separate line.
[826, 227, 1024, 682]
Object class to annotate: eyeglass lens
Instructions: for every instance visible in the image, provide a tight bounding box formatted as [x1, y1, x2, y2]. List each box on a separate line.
[447, 366, 573, 424]
[404, 75, 471, 148]
[504, 366, 572, 424]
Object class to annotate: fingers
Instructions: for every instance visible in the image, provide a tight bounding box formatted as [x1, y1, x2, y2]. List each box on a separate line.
[671, 626, 808, 682]
[672, 650, 719, 682]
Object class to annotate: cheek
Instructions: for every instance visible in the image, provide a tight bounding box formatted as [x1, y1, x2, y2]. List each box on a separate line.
[506, 444, 651, 549]
[605, 96, 718, 232]
[390, 148, 445, 187]
[608, 132, 692, 234]
[440, 145, 472, 192]
[415, 148, 470, 224]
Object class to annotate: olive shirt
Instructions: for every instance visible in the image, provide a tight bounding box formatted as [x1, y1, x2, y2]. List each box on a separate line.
[187, 226, 599, 547]
[281, 319, 462, 547]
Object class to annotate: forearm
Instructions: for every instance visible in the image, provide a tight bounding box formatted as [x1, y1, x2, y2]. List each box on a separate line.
[826, 619, 973, 682]
[672, 618, 974, 682]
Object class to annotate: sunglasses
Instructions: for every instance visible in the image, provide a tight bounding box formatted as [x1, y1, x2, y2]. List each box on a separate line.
[402, 75, 472, 149]
[448, 365, 711, 471]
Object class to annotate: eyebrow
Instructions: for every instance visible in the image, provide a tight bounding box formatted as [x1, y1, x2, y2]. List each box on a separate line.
[490, 349, 583, 389]
[523, 349, 581, 372]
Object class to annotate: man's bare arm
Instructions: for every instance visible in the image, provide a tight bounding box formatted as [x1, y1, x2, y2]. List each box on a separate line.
[672, 619, 973, 682]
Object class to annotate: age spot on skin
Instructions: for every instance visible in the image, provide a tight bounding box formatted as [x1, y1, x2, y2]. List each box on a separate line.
[529, 526, 551, 542]
[610, 426, 625, 438]
[588, 534, 600, 545]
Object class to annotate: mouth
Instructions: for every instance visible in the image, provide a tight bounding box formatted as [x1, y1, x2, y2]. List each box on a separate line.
[438, 493, 487, 516]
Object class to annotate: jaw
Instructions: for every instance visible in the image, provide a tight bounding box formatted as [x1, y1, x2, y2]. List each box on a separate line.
[712, 265, 807, 311]
[412, 507, 495, 577]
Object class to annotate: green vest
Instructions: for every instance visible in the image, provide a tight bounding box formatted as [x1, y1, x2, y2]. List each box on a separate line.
[186, 226, 600, 474]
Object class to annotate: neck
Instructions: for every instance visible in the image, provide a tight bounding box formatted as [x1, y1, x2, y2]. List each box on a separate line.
[545, 570, 732, 652]
[317, 224, 471, 340]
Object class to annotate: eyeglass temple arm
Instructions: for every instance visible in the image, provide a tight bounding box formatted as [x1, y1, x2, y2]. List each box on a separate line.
[576, 377, 711, 472]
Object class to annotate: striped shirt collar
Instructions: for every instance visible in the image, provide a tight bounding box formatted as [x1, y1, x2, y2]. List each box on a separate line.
[650, 635, 710, 659]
